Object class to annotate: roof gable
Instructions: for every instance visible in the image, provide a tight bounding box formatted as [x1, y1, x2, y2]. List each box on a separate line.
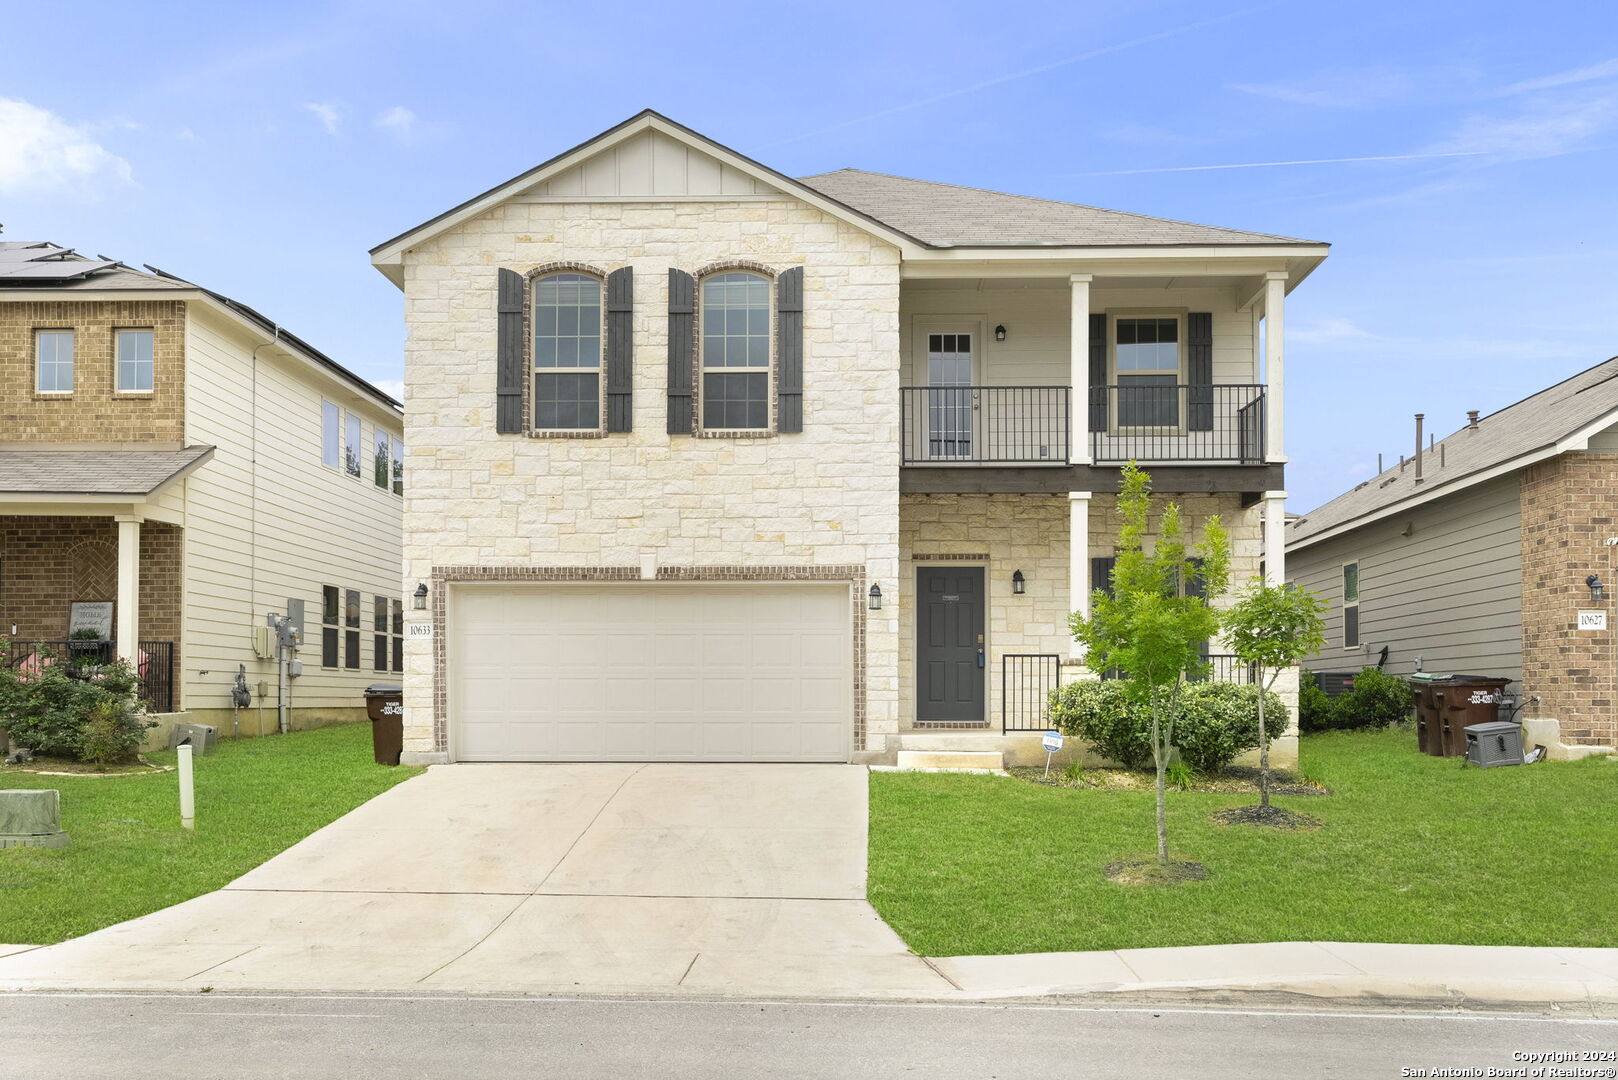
[534, 128, 778, 199]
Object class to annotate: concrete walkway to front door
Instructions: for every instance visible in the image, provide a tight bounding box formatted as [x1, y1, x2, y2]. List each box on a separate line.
[0, 763, 952, 996]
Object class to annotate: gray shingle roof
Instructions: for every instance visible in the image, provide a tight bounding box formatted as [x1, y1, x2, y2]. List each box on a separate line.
[1288, 357, 1618, 548]
[0, 243, 187, 291]
[797, 169, 1322, 249]
[0, 446, 215, 496]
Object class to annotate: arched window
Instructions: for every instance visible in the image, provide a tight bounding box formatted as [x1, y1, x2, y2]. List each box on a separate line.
[532, 272, 602, 430]
[700, 271, 770, 430]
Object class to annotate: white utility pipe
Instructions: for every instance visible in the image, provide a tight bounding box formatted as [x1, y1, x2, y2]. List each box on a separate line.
[178, 744, 195, 830]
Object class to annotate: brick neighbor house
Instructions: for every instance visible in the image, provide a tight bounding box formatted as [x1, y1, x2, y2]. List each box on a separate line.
[1287, 357, 1618, 757]
[371, 110, 1329, 768]
[0, 242, 403, 743]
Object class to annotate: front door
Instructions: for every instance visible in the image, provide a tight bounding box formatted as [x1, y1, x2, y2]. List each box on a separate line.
[916, 566, 985, 724]
[925, 332, 975, 459]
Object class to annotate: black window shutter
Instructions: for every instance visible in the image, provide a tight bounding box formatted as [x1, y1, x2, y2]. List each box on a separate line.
[1187, 312, 1213, 432]
[1090, 555, 1117, 598]
[667, 268, 695, 435]
[495, 268, 524, 434]
[1087, 312, 1108, 433]
[605, 267, 634, 432]
[776, 266, 804, 433]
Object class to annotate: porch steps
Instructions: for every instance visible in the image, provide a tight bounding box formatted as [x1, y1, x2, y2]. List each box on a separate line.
[894, 749, 1005, 772]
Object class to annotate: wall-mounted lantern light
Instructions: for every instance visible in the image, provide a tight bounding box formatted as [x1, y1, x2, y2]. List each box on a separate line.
[1012, 569, 1026, 595]
[868, 584, 883, 611]
[413, 582, 430, 610]
[994, 324, 1008, 342]
[1587, 574, 1605, 603]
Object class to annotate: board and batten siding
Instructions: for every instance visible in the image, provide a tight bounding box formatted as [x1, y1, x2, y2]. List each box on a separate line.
[1289, 474, 1523, 685]
[180, 305, 403, 722]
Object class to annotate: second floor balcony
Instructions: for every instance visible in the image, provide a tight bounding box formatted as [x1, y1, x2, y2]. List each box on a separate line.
[900, 384, 1267, 466]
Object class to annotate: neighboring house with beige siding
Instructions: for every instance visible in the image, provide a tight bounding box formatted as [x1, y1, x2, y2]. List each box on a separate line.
[1288, 357, 1618, 753]
[0, 241, 403, 745]
[373, 111, 1328, 770]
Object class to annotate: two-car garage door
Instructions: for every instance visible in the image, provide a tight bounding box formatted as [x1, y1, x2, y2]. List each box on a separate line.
[450, 584, 851, 762]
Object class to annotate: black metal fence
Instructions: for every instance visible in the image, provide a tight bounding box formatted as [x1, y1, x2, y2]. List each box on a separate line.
[901, 386, 1070, 464]
[2, 640, 176, 713]
[1201, 653, 1256, 684]
[1088, 384, 1266, 463]
[1002, 653, 1063, 733]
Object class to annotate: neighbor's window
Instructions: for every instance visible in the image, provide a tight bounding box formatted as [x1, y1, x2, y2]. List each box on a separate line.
[373, 594, 390, 673]
[532, 272, 602, 430]
[321, 401, 341, 468]
[390, 598, 404, 673]
[1115, 317, 1180, 427]
[344, 412, 362, 477]
[390, 437, 404, 496]
[35, 330, 75, 393]
[321, 586, 340, 668]
[344, 589, 361, 669]
[1343, 562, 1360, 649]
[115, 329, 155, 392]
[372, 429, 391, 490]
[700, 271, 770, 430]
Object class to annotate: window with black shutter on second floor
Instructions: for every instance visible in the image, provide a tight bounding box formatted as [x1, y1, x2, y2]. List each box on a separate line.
[532, 273, 602, 430]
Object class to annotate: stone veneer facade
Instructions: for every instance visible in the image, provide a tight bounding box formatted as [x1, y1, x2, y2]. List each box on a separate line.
[399, 196, 902, 758]
[0, 299, 186, 444]
[1520, 452, 1618, 746]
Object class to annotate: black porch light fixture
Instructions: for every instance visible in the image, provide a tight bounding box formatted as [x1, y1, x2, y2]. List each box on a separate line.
[868, 584, 883, 611]
[413, 582, 430, 610]
[1587, 574, 1605, 603]
[994, 324, 1008, 342]
[1012, 569, 1026, 595]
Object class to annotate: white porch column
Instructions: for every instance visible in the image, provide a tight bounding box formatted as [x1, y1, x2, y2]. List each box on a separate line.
[1069, 274, 1092, 465]
[114, 515, 141, 660]
[1263, 271, 1287, 463]
[1068, 491, 1092, 659]
[1263, 490, 1287, 586]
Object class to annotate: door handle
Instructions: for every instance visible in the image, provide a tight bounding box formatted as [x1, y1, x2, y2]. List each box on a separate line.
[976, 649, 985, 669]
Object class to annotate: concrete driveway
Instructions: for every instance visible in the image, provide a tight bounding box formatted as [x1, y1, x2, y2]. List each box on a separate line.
[0, 763, 951, 996]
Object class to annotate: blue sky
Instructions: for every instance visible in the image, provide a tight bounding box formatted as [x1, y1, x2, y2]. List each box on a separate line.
[5, 0, 1615, 511]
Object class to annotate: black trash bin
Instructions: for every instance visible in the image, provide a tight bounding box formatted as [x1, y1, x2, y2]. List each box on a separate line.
[363, 684, 404, 766]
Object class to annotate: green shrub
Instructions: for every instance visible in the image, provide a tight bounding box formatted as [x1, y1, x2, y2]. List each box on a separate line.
[1166, 757, 1195, 790]
[1298, 669, 1337, 733]
[1332, 666, 1413, 731]
[1050, 679, 1288, 774]
[0, 646, 152, 761]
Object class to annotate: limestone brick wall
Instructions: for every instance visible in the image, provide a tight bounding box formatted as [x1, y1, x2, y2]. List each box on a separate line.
[0, 300, 186, 444]
[1520, 452, 1618, 746]
[398, 196, 902, 756]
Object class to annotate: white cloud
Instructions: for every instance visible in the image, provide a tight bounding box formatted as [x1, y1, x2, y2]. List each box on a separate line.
[375, 105, 418, 143]
[1426, 88, 1618, 162]
[1229, 68, 1422, 109]
[0, 98, 132, 195]
[1289, 318, 1379, 346]
[1496, 57, 1618, 96]
[304, 102, 341, 135]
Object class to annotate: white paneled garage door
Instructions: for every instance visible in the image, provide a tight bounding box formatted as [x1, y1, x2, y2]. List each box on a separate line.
[451, 584, 851, 762]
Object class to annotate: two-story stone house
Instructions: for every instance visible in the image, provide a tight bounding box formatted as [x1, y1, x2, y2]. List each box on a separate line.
[0, 241, 404, 743]
[373, 111, 1328, 768]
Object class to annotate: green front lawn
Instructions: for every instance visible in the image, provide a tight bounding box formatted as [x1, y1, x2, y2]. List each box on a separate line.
[0, 724, 422, 945]
[869, 727, 1618, 957]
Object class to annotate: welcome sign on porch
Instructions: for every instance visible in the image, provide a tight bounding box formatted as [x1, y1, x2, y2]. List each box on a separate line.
[68, 602, 114, 639]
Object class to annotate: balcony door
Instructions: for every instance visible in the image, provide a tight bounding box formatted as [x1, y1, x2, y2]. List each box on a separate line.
[925, 331, 976, 460]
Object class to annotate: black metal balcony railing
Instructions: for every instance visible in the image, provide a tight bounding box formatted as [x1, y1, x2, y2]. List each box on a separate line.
[3, 640, 176, 713]
[1003, 653, 1063, 733]
[900, 384, 1267, 465]
[901, 386, 1070, 464]
[1089, 384, 1266, 464]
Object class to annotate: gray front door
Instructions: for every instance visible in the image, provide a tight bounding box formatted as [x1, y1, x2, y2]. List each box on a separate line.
[916, 566, 985, 724]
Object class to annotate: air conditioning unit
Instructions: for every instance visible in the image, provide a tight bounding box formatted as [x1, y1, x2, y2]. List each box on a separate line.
[251, 624, 275, 660]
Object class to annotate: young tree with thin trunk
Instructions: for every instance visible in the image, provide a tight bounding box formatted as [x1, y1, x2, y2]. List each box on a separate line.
[1069, 462, 1230, 864]
[1222, 580, 1327, 808]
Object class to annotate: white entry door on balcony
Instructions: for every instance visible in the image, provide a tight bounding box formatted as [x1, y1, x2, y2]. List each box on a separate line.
[926, 331, 975, 459]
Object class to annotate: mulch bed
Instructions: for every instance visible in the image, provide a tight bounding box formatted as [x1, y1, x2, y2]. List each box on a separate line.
[1008, 764, 1329, 796]
[0, 756, 169, 777]
[1211, 804, 1323, 830]
[1104, 859, 1210, 886]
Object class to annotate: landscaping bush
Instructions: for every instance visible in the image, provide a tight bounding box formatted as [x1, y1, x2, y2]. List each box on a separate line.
[1049, 679, 1288, 774]
[1332, 666, 1413, 730]
[1298, 668, 1337, 733]
[0, 647, 152, 762]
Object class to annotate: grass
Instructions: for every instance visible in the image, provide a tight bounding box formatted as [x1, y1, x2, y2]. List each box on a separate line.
[868, 726, 1618, 957]
[0, 723, 422, 944]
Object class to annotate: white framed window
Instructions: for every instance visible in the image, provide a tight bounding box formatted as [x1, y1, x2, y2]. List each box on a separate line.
[115, 329, 155, 392]
[1114, 315, 1182, 427]
[35, 330, 75, 393]
[700, 271, 771, 431]
[391, 437, 404, 496]
[1342, 562, 1360, 649]
[532, 272, 602, 430]
[372, 429, 392, 489]
[344, 411, 362, 477]
[321, 401, 340, 468]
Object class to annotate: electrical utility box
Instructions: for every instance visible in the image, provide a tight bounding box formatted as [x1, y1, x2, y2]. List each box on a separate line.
[1464, 721, 1525, 768]
[168, 723, 220, 753]
[251, 624, 275, 660]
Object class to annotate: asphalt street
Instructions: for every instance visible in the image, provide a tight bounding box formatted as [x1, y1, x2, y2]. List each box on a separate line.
[3, 992, 1615, 1079]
